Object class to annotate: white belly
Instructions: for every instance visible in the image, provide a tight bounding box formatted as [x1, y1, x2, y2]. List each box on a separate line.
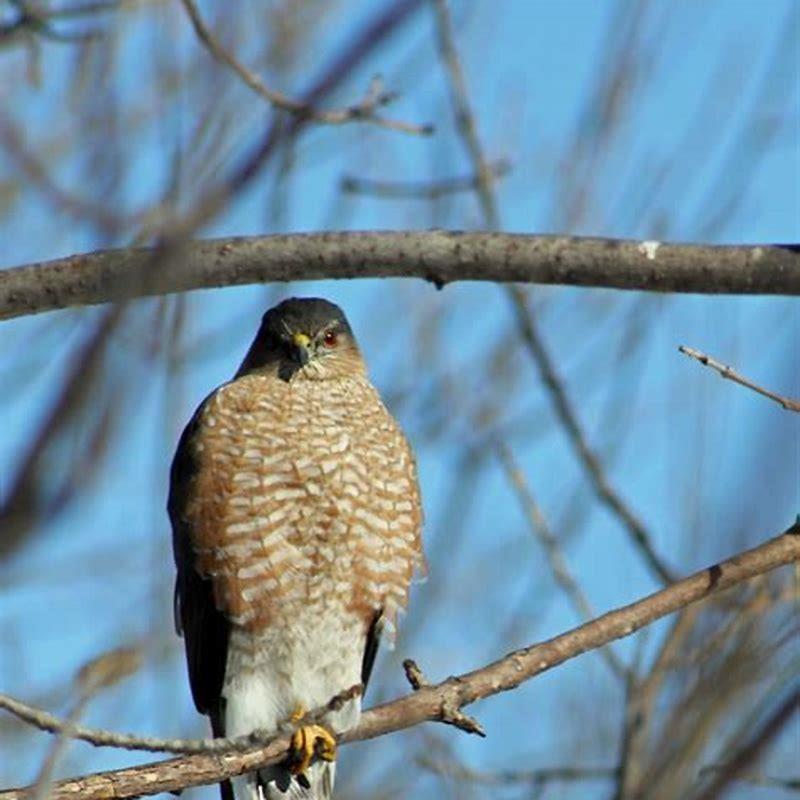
[223, 603, 364, 738]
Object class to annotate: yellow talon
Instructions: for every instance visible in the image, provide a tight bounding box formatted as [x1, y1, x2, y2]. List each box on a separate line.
[289, 724, 337, 777]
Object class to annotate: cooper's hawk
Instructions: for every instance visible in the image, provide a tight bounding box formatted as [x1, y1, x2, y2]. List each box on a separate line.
[169, 298, 424, 800]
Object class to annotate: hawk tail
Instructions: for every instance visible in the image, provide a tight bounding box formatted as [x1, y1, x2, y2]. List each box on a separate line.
[232, 762, 335, 800]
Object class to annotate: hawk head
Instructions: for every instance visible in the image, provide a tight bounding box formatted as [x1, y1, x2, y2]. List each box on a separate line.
[237, 297, 364, 381]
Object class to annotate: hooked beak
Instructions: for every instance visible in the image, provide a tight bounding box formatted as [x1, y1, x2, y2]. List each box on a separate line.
[291, 332, 311, 366]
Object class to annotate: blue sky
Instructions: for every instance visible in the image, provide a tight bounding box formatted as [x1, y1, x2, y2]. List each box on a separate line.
[1, 1, 798, 798]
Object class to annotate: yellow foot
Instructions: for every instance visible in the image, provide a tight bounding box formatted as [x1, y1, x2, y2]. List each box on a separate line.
[288, 724, 337, 777]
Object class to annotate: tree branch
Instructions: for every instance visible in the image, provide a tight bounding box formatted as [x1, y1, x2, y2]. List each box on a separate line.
[679, 345, 800, 412]
[179, 0, 431, 136]
[340, 159, 510, 199]
[509, 292, 676, 585]
[496, 441, 629, 680]
[2, 523, 797, 800]
[1, 233, 798, 321]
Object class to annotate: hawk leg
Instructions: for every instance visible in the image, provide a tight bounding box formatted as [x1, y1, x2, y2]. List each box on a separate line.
[288, 723, 337, 779]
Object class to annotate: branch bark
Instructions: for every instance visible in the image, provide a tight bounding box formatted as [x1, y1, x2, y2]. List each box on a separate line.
[2, 523, 797, 800]
[1, 233, 798, 321]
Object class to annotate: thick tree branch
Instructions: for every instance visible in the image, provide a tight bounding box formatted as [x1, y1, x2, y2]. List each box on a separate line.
[1, 233, 798, 321]
[2, 524, 797, 800]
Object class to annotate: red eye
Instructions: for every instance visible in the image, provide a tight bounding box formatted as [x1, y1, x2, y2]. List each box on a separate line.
[323, 330, 338, 348]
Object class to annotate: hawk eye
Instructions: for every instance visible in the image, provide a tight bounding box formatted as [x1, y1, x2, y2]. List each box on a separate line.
[322, 330, 338, 348]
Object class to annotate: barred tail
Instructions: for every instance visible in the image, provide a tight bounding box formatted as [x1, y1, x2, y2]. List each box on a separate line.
[231, 762, 335, 800]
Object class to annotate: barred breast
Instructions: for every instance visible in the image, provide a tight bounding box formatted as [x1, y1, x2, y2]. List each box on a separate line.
[185, 372, 424, 641]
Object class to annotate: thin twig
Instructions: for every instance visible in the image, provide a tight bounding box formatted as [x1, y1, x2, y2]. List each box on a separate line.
[0, 683, 361, 756]
[497, 441, 628, 680]
[0, 1, 102, 45]
[1, 524, 797, 800]
[679, 345, 800, 413]
[179, 0, 431, 136]
[28, 648, 143, 800]
[511, 294, 676, 586]
[431, 0, 499, 227]
[430, 0, 675, 586]
[341, 159, 510, 199]
[612, 607, 701, 800]
[143, 0, 430, 248]
[693, 689, 800, 800]
[417, 754, 616, 787]
[0, 307, 123, 559]
[0, 118, 129, 234]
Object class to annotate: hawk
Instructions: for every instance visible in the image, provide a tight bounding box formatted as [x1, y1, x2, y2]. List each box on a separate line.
[169, 298, 424, 800]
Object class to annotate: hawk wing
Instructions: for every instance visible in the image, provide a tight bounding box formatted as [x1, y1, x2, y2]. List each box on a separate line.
[361, 610, 383, 691]
[168, 392, 230, 738]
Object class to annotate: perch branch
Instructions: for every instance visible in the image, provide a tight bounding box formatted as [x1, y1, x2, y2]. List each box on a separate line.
[1, 523, 797, 800]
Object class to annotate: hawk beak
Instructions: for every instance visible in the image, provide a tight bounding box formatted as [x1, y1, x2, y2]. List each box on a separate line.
[291, 332, 312, 366]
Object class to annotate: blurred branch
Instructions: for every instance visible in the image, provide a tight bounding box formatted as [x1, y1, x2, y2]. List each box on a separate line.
[693, 689, 799, 800]
[1, 524, 797, 800]
[0, 1, 102, 46]
[341, 159, 510, 198]
[416, 753, 615, 787]
[0, 118, 128, 234]
[28, 648, 141, 800]
[429, 0, 673, 586]
[43, 2, 125, 19]
[431, 0, 499, 227]
[164, 0, 428, 241]
[497, 441, 628, 680]
[0, 306, 122, 560]
[613, 608, 701, 799]
[179, 0, 432, 136]
[679, 345, 800, 413]
[510, 291, 676, 585]
[2, 233, 798, 322]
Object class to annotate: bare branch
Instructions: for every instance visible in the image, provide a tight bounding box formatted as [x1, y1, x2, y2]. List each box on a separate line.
[138, 0, 429, 246]
[0, 307, 123, 559]
[0, 684, 361, 756]
[28, 648, 142, 800]
[497, 441, 629, 680]
[679, 345, 800, 413]
[340, 159, 510, 199]
[613, 607, 701, 798]
[431, 0, 499, 227]
[693, 689, 800, 800]
[179, 0, 431, 136]
[0, 118, 128, 234]
[1, 524, 797, 800]
[509, 292, 676, 584]
[416, 754, 615, 787]
[429, 0, 670, 587]
[1, 233, 798, 322]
